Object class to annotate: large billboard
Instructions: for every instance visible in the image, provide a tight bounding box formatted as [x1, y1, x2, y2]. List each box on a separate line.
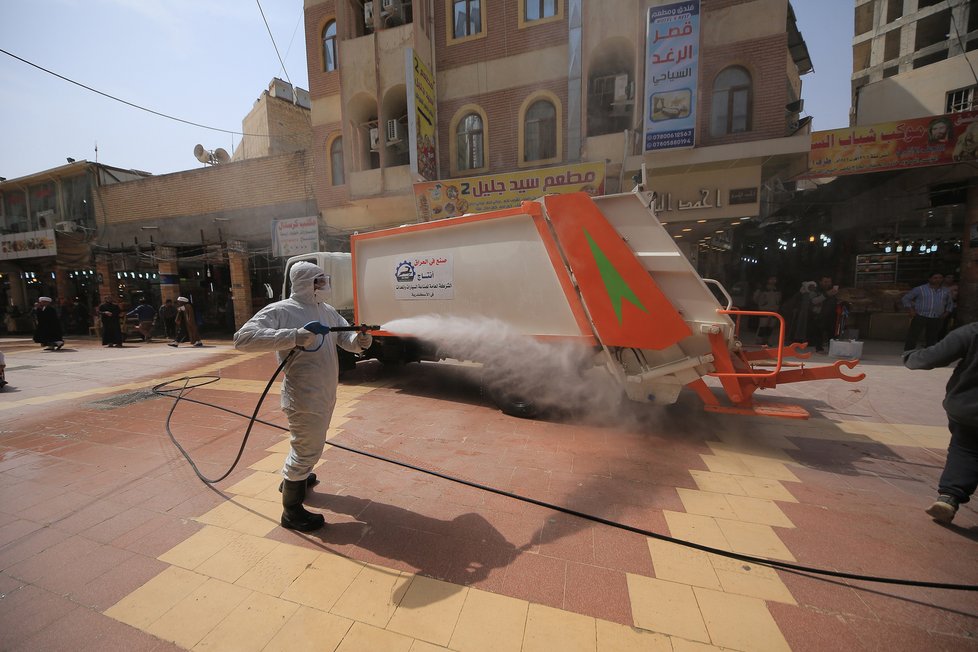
[644, 0, 700, 152]
[805, 109, 978, 177]
[412, 162, 605, 221]
[406, 49, 438, 181]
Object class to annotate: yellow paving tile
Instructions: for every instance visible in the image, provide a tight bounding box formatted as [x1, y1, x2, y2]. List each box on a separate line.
[736, 457, 800, 483]
[670, 638, 725, 651]
[595, 620, 672, 651]
[714, 567, 795, 605]
[707, 439, 796, 462]
[146, 577, 251, 649]
[677, 489, 738, 520]
[689, 470, 747, 496]
[249, 453, 286, 473]
[264, 606, 353, 652]
[330, 563, 414, 628]
[522, 603, 597, 652]
[734, 476, 798, 503]
[235, 542, 320, 595]
[700, 454, 753, 477]
[693, 587, 790, 652]
[105, 566, 209, 629]
[266, 439, 293, 454]
[196, 500, 257, 529]
[226, 471, 281, 498]
[158, 526, 240, 570]
[193, 591, 298, 652]
[724, 495, 794, 528]
[449, 588, 528, 652]
[663, 511, 730, 551]
[626, 575, 709, 643]
[410, 641, 452, 652]
[386, 576, 468, 646]
[834, 421, 918, 446]
[335, 621, 414, 652]
[280, 552, 365, 612]
[714, 519, 795, 562]
[647, 538, 721, 590]
[194, 532, 280, 583]
[225, 495, 283, 536]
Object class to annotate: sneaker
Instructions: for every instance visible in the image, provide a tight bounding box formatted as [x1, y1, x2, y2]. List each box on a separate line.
[55, 341, 64, 350]
[168, 342, 178, 348]
[44, 345, 56, 351]
[925, 495, 958, 524]
[193, 342, 203, 347]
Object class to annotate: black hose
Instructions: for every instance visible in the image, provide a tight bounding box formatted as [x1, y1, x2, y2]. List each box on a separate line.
[153, 370, 978, 592]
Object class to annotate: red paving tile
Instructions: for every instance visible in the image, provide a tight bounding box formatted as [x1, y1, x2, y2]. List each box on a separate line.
[11, 602, 168, 652]
[767, 603, 872, 652]
[497, 550, 567, 608]
[0, 584, 81, 650]
[564, 562, 632, 625]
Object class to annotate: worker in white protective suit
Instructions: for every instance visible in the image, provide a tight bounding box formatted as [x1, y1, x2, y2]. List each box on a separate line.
[233, 261, 372, 532]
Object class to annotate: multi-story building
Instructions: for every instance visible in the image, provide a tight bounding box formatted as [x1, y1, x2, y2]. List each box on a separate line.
[302, 0, 814, 277]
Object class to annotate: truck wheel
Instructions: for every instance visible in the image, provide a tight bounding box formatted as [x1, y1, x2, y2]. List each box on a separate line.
[490, 388, 539, 419]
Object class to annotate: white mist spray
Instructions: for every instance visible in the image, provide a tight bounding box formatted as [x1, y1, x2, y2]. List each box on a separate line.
[382, 315, 628, 420]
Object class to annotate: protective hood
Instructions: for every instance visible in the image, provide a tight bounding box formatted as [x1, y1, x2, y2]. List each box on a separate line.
[290, 261, 328, 305]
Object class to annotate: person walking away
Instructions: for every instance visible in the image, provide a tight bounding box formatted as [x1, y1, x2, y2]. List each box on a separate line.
[233, 262, 373, 532]
[903, 322, 978, 523]
[808, 276, 839, 353]
[169, 296, 202, 347]
[753, 276, 782, 346]
[126, 298, 157, 342]
[160, 299, 177, 340]
[902, 272, 952, 351]
[99, 295, 124, 347]
[780, 281, 815, 345]
[32, 297, 64, 350]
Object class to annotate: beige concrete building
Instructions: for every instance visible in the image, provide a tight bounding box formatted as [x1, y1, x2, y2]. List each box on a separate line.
[303, 0, 814, 279]
[852, 0, 978, 123]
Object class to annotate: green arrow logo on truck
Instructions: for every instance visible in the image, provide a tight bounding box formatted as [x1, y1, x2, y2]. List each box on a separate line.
[584, 230, 648, 324]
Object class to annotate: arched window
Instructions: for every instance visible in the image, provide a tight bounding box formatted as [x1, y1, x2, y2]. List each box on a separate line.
[455, 113, 484, 171]
[523, 99, 557, 162]
[323, 21, 337, 72]
[329, 137, 344, 185]
[711, 66, 751, 137]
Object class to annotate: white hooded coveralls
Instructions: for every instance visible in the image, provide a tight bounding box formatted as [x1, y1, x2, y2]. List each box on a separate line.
[233, 261, 368, 481]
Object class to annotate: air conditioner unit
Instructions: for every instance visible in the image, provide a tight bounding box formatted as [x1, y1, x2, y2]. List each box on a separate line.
[369, 126, 381, 151]
[386, 119, 403, 144]
[613, 74, 632, 103]
[55, 220, 79, 233]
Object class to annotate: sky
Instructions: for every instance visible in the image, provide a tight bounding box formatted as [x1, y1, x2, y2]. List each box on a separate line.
[0, 0, 854, 181]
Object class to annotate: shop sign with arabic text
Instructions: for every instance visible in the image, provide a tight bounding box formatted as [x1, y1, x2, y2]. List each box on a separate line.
[805, 109, 978, 177]
[413, 162, 605, 221]
[643, 0, 699, 152]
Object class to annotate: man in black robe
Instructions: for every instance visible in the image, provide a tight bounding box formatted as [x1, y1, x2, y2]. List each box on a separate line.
[32, 297, 64, 350]
[99, 295, 124, 347]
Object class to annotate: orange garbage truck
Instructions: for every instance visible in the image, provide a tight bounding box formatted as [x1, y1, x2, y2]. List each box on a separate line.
[294, 191, 863, 418]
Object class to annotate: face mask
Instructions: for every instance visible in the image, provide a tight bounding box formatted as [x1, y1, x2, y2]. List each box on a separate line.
[313, 276, 331, 303]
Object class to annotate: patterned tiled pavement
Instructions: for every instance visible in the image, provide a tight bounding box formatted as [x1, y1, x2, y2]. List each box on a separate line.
[1, 336, 976, 651]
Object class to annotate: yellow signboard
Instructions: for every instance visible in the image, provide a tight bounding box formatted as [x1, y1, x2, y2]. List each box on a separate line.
[406, 49, 437, 181]
[413, 162, 606, 221]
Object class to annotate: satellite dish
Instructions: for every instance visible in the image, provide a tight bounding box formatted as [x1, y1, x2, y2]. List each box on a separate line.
[214, 148, 230, 164]
[193, 144, 209, 164]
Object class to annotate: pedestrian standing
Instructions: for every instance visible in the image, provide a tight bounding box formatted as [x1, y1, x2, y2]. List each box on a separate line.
[126, 298, 157, 342]
[32, 297, 64, 350]
[169, 296, 203, 347]
[160, 299, 177, 340]
[902, 272, 952, 351]
[752, 276, 782, 346]
[904, 322, 978, 523]
[99, 295, 124, 347]
[808, 276, 839, 353]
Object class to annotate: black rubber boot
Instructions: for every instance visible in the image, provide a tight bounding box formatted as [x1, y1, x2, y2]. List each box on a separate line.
[279, 472, 318, 494]
[281, 479, 325, 532]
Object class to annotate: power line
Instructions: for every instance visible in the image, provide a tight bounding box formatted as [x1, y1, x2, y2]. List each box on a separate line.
[0, 47, 277, 138]
[256, 0, 293, 89]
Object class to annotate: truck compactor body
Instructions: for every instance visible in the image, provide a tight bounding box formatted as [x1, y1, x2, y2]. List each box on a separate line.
[307, 191, 863, 418]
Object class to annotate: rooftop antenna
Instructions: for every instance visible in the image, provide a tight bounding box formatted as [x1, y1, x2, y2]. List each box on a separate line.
[94, 141, 98, 164]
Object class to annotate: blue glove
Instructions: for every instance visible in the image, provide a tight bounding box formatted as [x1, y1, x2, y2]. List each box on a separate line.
[302, 321, 330, 335]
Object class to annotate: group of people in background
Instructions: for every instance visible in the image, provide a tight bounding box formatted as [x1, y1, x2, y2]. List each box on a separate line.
[27, 294, 204, 350]
[734, 271, 959, 354]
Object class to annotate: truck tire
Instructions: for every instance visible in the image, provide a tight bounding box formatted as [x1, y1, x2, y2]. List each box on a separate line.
[489, 387, 539, 419]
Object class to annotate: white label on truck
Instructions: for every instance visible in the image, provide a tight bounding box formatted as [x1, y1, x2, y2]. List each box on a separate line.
[394, 253, 454, 300]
